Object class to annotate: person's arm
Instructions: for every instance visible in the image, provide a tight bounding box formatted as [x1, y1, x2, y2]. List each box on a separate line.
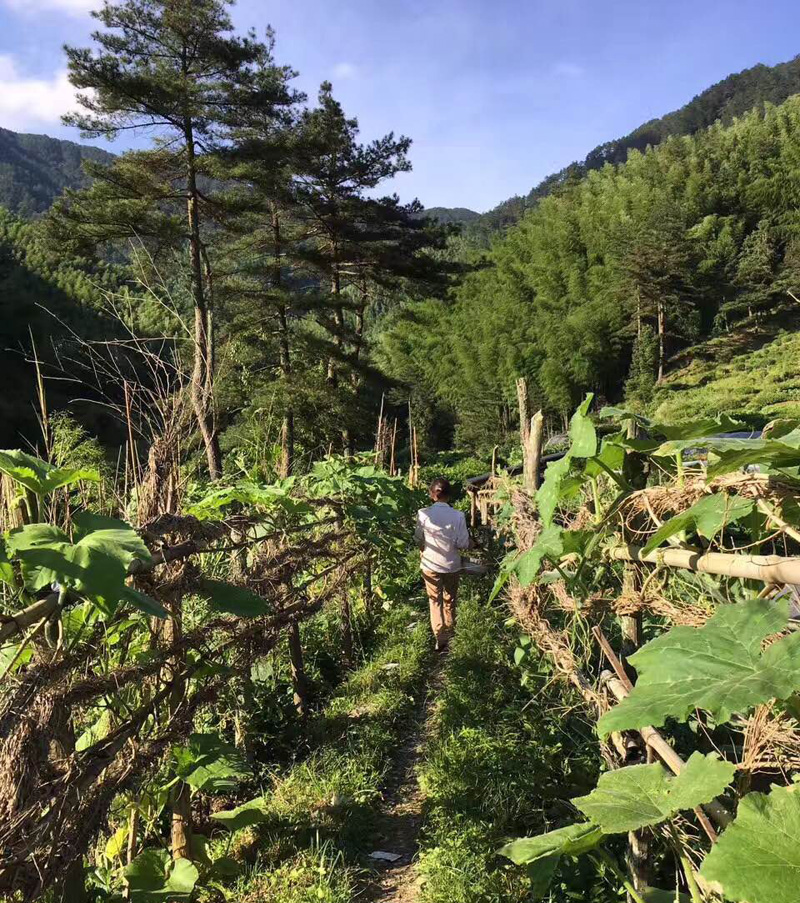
[414, 513, 426, 550]
[456, 511, 471, 550]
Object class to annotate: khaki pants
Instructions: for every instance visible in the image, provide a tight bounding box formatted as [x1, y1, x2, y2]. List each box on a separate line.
[422, 569, 460, 648]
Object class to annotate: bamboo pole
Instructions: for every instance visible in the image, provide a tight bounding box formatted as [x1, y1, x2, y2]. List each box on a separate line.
[610, 544, 800, 585]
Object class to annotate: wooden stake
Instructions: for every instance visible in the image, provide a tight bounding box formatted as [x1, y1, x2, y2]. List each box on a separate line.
[524, 410, 544, 492]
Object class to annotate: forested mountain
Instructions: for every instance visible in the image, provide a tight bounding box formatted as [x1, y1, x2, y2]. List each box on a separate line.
[0, 206, 123, 445]
[419, 206, 480, 225]
[465, 54, 800, 240]
[0, 127, 113, 216]
[378, 95, 800, 446]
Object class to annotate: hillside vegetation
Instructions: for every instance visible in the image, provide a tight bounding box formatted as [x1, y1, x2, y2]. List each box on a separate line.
[0, 127, 113, 217]
[379, 94, 800, 447]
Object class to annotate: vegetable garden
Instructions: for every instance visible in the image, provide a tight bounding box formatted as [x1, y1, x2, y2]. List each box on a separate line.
[492, 398, 800, 903]
[0, 448, 417, 902]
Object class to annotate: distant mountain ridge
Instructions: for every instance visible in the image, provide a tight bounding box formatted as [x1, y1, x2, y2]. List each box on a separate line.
[3, 52, 800, 228]
[440, 54, 800, 240]
[0, 128, 114, 217]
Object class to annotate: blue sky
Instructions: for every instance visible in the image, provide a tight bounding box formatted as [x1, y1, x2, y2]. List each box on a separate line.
[1, 0, 799, 211]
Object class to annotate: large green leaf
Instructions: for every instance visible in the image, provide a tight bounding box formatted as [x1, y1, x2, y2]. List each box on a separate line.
[124, 850, 198, 902]
[0, 539, 16, 586]
[701, 784, 800, 903]
[173, 733, 252, 792]
[568, 394, 597, 458]
[200, 579, 272, 618]
[516, 525, 565, 585]
[572, 752, 735, 833]
[536, 455, 572, 527]
[6, 516, 151, 612]
[72, 512, 151, 567]
[598, 598, 800, 736]
[499, 822, 603, 896]
[211, 795, 271, 831]
[0, 449, 99, 495]
[641, 493, 754, 555]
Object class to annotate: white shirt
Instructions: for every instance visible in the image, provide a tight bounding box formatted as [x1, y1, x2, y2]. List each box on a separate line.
[414, 502, 470, 574]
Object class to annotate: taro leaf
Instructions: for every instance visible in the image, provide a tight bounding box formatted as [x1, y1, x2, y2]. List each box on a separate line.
[211, 795, 270, 831]
[598, 598, 800, 736]
[105, 826, 128, 861]
[499, 822, 603, 896]
[121, 588, 168, 619]
[642, 890, 690, 903]
[700, 784, 800, 903]
[572, 752, 735, 833]
[0, 449, 100, 496]
[173, 732, 252, 792]
[200, 579, 272, 618]
[641, 493, 754, 555]
[72, 512, 151, 567]
[124, 850, 198, 902]
[649, 414, 747, 440]
[7, 517, 151, 612]
[584, 439, 625, 478]
[568, 394, 597, 458]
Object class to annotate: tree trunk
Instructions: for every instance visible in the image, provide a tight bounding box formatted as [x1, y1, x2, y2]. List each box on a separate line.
[287, 620, 308, 719]
[273, 209, 294, 478]
[656, 296, 665, 383]
[184, 120, 222, 480]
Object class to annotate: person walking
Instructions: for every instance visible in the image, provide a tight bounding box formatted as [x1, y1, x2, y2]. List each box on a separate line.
[414, 477, 470, 651]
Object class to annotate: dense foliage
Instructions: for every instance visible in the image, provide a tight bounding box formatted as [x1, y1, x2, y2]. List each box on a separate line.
[379, 95, 800, 447]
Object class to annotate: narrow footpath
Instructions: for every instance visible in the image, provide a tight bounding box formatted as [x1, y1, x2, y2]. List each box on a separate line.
[367, 654, 445, 902]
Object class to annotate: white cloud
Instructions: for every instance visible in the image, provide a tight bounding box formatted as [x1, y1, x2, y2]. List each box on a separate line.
[0, 55, 81, 131]
[2, 0, 95, 15]
[553, 62, 585, 78]
[332, 62, 358, 80]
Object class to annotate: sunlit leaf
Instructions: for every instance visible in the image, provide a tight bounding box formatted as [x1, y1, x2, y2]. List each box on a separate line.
[701, 784, 800, 903]
[573, 753, 735, 832]
[211, 795, 270, 831]
[173, 733, 252, 792]
[0, 449, 99, 495]
[124, 850, 198, 902]
[641, 493, 754, 555]
[598, 598, 800, 736]
[499, 822, 604, 896]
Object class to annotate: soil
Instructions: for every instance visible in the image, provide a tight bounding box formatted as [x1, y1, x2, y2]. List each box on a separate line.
[366, 653, 445, 902]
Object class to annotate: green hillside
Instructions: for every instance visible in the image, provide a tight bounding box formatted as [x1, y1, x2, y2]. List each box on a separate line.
[0, 127, 114, 217]
[653, 305, 800, 423]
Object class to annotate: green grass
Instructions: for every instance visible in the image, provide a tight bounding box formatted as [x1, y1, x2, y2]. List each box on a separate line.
[416, 590, 617, 903]
[653, 317, 800, 424]
[227, 602, 433, 898]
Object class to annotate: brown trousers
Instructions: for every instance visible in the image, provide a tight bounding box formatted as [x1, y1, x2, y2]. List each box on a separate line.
[422, 569, 460, 648]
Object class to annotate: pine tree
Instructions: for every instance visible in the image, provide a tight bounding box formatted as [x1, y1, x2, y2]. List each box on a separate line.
[57, 0, 293, 479]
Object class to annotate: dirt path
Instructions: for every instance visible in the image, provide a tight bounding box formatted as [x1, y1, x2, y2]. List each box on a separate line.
[366, 653, 445, 902]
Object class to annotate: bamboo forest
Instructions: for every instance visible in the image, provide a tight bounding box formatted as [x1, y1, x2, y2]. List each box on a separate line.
[3, 2, 800, 902]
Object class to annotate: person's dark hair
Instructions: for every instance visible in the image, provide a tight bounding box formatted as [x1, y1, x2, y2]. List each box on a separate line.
[429, 477, 452, 501]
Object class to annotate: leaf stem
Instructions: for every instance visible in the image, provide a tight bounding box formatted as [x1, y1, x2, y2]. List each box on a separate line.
[668, 821, 704, 903]
[590, 849, 647, 903]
